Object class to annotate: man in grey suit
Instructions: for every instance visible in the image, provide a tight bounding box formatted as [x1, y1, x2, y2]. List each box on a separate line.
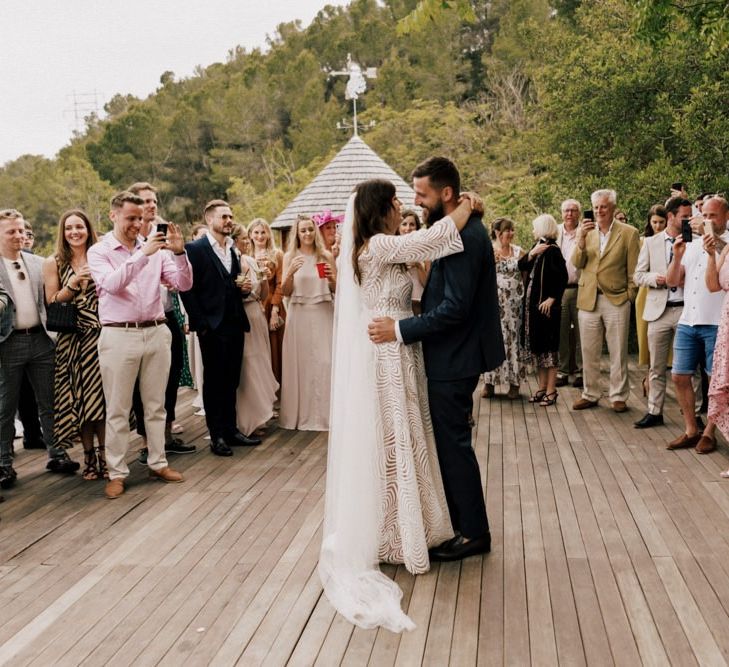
[0, 208, 79, 489]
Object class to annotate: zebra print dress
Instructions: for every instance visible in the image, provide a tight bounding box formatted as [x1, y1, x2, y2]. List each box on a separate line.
[53, 263, 105, 448]
[358, 218, 462, 574]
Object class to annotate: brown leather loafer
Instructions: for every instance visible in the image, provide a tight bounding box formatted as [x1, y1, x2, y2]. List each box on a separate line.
[149, 467, 184, 483]
[666, 433, 701, 450]
[612, 401, 628, 413]
[696, 435, 716, 454]
[105, 478, 125, 499]
[572, 398, 598, 410]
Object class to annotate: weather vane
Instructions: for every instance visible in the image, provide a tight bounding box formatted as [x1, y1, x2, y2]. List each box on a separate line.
[327, 54, 377, 136]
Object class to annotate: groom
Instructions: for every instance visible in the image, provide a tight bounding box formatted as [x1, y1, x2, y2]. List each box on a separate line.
[368, 157, 504, 561]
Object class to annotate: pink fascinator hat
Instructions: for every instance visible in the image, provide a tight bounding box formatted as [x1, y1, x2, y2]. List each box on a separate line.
[312, 210, 344, 227]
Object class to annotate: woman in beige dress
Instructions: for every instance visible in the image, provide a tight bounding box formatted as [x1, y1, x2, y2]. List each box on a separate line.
[279, 217, 336, 431]
[249, 218, 286, 386]
[234, 227, 279, 436]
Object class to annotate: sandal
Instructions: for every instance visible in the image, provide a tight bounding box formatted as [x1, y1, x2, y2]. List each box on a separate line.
[529, 389, 547, 403]
[82, 449, 99, 481]
[96, 445, 109, 480]
[539, 391, 559, 407]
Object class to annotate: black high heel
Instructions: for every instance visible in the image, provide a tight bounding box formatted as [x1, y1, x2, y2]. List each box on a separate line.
[539, 391, 559, 407]
[529, 389, 547, 403]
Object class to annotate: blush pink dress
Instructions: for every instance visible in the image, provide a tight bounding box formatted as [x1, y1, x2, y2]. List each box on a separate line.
[708, 255, 729, 439]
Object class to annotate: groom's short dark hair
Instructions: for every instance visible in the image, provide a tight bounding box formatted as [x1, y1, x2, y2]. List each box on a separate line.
[411, 157, 460, 195]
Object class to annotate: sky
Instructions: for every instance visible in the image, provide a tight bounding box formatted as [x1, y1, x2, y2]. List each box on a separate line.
[0, 0, 347, 165]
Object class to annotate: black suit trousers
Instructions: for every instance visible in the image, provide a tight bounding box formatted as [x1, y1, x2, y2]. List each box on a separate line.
[427, 375, 489, 539]
[199, 323, 244, 440]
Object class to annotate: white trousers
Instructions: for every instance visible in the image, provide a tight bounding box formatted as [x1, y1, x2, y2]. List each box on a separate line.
[578, 296, 631, 403]
[98, 325, 171, 479]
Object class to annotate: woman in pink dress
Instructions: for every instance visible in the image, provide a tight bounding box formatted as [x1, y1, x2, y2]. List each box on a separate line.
[705, 229, 729, 477]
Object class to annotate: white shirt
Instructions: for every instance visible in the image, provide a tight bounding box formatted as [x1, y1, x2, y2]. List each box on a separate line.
[558, 224, 579, 284]
[679, 231, 729, 326]
[206, 230, 234, 273]
[598, 221, 614, 255]
[2, 256, 41, 329]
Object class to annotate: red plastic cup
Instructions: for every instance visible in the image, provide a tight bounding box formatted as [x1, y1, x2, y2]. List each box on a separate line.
[316, 262, 327, 279]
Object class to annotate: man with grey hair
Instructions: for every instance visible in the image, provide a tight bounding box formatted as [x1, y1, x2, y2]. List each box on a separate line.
[0, 208, 80, 489]
[571, 189, 640, 412]
[556, 198, 583, 388]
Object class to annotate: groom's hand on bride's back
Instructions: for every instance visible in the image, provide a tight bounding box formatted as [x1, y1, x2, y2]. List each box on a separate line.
[368, 317, 396, 344]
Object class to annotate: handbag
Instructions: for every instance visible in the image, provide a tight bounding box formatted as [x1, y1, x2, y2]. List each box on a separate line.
[46, 300, 78, 333]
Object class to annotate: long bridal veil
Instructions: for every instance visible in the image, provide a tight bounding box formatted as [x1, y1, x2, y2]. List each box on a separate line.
[318, 193, 415, 633]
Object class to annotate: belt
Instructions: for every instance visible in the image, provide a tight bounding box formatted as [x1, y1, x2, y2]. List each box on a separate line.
[666, 301, 684, 307]
[103, 319, 167, 329]
[565, 284, 578, 289]
[11, 325, 43, 335]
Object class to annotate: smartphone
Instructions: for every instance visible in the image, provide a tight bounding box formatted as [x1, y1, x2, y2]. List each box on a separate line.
[583, 210, 594, 221]
[704, 220, 713, 237]
[671, 182, 683, 192]
[681, 218, 692, 243]
[156, 222, 168, 236]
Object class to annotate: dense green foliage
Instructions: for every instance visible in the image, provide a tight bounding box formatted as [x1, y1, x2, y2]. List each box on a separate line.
[1, 0, 727, 254]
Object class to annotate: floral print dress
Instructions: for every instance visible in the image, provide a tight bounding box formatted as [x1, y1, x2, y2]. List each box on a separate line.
[483, 245, 526, 386]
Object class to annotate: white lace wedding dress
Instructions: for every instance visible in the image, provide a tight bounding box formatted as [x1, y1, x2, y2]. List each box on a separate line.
[319, 195, 462, 632]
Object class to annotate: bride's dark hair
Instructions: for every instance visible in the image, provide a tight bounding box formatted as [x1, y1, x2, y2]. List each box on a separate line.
[352, 179, 397, 284]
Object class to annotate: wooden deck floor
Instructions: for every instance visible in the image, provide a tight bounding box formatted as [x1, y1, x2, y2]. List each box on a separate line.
[0, 361, 728, 666]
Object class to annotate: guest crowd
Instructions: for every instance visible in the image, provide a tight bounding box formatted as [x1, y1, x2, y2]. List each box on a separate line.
[1, 181, 729, 505]
[482, 188, 729, 476]
[0, 183, 337, 500]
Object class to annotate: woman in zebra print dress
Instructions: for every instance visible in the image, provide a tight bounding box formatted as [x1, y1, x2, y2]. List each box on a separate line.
[319, 180, 478, 632]
[42, 210, 106, 480]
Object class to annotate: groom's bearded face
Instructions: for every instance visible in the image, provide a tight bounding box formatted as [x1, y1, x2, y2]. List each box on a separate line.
[413, 176, 446, 223]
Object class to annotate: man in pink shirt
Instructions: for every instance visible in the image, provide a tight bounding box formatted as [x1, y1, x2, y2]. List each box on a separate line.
[88, 191, 193, 499]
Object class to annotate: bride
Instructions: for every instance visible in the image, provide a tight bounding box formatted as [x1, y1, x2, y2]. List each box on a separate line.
[319, 179, 478, 632]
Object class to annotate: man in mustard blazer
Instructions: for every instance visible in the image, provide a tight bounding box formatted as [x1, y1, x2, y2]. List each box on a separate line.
[571, 189, 640, 412]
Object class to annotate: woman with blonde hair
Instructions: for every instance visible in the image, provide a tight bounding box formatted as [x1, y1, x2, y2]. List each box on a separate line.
[518, 214, 568, 406]
[248, 218, 286, 385]
[233, 226, 279, 436]
[482, 217, 526, 400]
[42, 209, 106, 479]
[279, 216, 336, 430]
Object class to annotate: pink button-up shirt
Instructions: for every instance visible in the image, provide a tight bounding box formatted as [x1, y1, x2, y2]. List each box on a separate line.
[88, 231, 193, 325]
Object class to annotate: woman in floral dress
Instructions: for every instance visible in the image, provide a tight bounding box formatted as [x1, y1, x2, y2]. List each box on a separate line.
[482, 218, 526, 399]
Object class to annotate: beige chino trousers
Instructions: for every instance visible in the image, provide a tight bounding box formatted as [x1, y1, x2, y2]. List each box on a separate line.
[578, 296, 631, 403]
[98, 325, 172, 480]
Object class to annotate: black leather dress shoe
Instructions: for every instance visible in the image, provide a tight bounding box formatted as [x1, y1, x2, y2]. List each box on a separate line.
[555, 374, 569, 387]
[227, 432, 262, 447]
[46, 454, 80, 474]
[210, 438, 233, 457]
[429, 532, 491, 562]
[634, 413, 664, 429]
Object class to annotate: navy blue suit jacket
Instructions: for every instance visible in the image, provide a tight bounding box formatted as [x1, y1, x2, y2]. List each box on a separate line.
[180, 236, 249, 333]
[398, 215, 504, 381]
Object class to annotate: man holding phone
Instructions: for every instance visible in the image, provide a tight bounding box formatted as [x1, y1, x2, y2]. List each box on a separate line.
[128, 182, 196, 460]
[571, 189, 640, 412]
[88, 191, 193, 498]
[633, 197, 692, 428]
[665, 196, 729, 453]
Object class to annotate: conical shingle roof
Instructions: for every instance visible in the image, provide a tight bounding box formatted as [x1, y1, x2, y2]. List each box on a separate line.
[271, 135, 418, 229]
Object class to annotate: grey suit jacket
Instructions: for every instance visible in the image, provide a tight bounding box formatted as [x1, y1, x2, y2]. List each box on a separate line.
[633, 231, 673, 322]
[0, 253, 51, 344]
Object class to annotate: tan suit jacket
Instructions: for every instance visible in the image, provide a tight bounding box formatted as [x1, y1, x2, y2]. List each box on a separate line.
[572, 220, 640, 312]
